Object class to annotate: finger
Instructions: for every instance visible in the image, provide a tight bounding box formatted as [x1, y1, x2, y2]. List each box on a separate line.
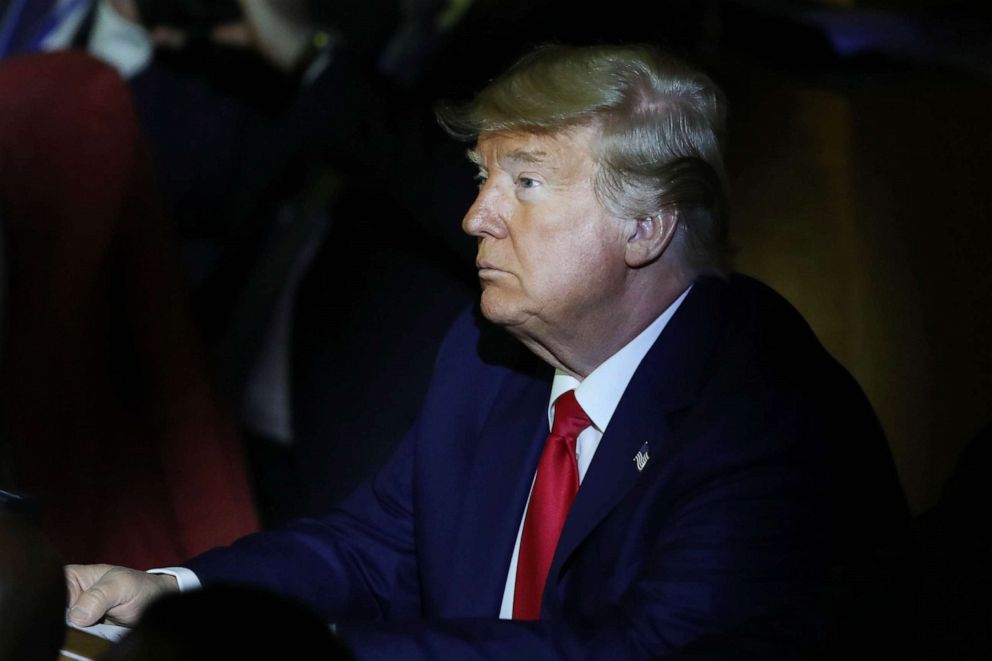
[67, 567, 139, 627]
[67, 579, 122, 627]
[211, 22, 253, 48]
[65, 569, 82, 607]
[150, 26, 188, 50]
[65, 564, 111, 608]
[65, 566, 81, 605]
[67, 592, 110, 627]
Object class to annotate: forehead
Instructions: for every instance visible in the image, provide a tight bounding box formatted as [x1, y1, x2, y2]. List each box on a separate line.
[470, 126, 599, 176]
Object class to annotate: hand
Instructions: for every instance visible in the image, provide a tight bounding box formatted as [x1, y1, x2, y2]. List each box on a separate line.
[210, 0, 314, 72]
[65, 564, 179, 627]
[134, 0, 316, 72]
[108, 0, 140, 23]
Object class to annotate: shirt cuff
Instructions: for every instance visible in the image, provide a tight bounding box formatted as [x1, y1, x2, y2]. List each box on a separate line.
[147, 567, 201, 592]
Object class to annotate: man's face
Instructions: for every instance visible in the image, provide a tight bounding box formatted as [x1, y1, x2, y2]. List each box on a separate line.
[463, 127, 630, 343]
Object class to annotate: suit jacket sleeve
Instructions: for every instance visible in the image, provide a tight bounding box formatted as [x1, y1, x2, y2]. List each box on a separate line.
[184, 417, 422, 622]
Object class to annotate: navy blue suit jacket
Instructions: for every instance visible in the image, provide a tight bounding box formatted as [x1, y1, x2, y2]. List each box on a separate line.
[187, 274, 910, 659]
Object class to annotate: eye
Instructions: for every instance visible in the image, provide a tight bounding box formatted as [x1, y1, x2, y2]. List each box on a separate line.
[517, 177, 540, 189]
[474, 172, 488, 190]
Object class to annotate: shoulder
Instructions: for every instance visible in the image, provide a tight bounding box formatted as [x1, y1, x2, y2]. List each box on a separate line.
[663, 274, 881, 458]
[686, 274, 846, 390]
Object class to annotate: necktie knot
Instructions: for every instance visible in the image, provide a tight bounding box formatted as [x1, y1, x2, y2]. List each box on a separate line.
[550, 390, 592, 442]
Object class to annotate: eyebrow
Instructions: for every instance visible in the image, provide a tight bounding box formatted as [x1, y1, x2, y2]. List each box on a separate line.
[502, 149, 550, 167]
[466, 148, 554, 172]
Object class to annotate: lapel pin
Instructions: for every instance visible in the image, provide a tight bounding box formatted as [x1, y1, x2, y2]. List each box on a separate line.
[633, 442, 650, 472]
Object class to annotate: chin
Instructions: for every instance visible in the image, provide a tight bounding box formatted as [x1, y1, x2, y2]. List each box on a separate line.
[479, 289, 528, 329]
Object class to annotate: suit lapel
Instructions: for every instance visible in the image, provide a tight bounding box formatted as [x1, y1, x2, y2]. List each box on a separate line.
[446, 368, 551, 615]
[548, 277, 731, 588]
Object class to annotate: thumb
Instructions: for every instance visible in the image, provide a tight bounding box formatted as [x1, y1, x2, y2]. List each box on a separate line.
[67, 584, 117, 627]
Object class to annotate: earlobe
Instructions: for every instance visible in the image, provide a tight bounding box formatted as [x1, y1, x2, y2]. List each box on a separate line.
[624, 209, 678, 268]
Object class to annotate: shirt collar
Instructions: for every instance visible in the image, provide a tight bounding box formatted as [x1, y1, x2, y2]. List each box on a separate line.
[548, 286, 692, 432]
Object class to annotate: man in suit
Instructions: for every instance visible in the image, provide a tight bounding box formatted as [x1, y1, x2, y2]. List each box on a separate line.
[66, 44, 911, 658]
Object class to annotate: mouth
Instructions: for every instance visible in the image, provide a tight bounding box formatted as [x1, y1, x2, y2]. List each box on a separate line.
[475, 260, 504, 275]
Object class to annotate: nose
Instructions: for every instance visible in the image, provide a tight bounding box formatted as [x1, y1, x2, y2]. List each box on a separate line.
[462, 185, 506, 239]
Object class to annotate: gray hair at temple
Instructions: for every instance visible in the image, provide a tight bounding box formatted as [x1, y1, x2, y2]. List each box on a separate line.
[437, 44, 733, 275]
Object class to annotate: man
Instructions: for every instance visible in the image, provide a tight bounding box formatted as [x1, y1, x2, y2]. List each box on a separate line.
[66, 44, 911, 658]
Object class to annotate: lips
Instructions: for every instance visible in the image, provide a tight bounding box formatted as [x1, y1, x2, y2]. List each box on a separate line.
[476, 259, 506, 273]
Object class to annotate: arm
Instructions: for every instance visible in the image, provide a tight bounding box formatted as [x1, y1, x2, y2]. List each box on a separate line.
[183, 421, 421, 622]
[63, 422, 420, 628]
[60, 306, 478, 628]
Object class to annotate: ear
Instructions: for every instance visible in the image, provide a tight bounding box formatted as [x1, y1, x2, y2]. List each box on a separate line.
[623, 208, 679, 268]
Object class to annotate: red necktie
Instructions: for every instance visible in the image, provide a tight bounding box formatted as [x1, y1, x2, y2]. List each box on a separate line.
[513, 389, 591, 620]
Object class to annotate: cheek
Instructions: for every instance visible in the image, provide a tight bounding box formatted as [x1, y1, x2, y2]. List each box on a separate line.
[562, 225, 624, 278]
[512, 209, 623, 290]
[535, 242, 619, 310]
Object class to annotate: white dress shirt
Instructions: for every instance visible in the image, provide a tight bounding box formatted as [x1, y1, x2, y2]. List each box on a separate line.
[156, 287, 692, 603]
[498, 287, 690, 618]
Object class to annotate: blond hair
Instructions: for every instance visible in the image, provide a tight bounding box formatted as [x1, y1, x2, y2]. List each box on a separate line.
[437, 44, 732, 274]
